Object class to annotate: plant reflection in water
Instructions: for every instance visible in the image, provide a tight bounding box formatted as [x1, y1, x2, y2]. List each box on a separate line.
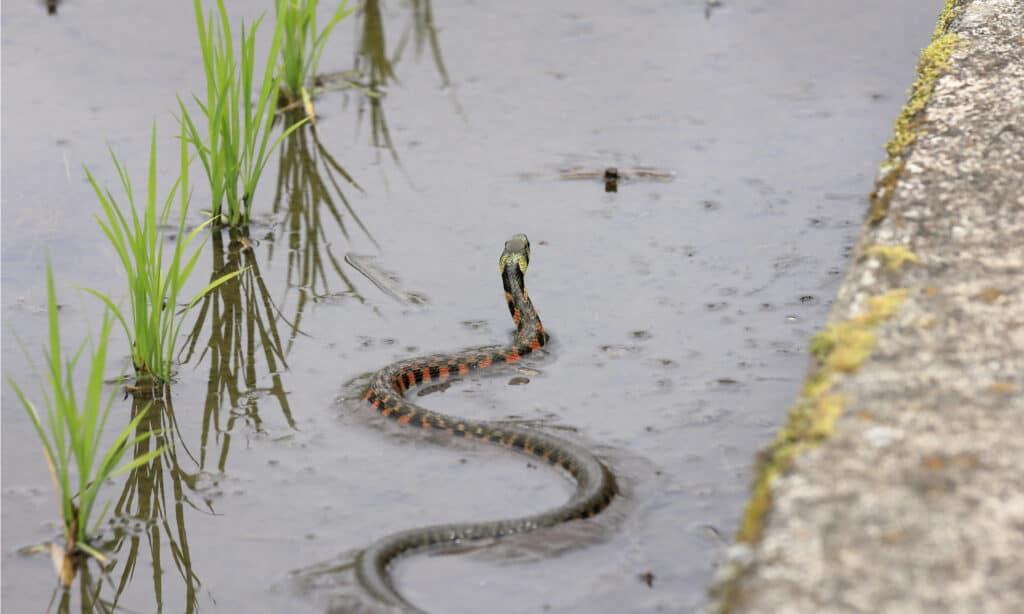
[328, 0, 453, 162]
[180, 230, 297, 470]
[269, 110, 373, 350]
[63, 387, 204, 614]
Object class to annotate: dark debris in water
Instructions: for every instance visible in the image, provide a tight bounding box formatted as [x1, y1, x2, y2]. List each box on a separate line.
[599, 344, 641, 358]
[558, 166, 675, 193]
[345, 253, 430, 307]
[638, 570, 656, 588]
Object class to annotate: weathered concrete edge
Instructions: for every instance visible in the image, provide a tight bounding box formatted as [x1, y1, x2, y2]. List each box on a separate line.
[706, 1, 965, 610]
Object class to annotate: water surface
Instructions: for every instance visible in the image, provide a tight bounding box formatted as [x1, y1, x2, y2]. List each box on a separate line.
[2, 1, 940, 612]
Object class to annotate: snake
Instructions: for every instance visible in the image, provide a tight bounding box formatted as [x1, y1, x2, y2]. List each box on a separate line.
[355, 234, 618, 612]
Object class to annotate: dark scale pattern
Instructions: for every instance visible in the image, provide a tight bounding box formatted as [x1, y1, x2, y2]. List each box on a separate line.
[355, 235, 618, 612]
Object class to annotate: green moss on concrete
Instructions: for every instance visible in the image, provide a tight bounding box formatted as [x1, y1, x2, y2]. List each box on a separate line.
[868, 161, 906, 225]
[713, 4, 964, 613]
[868, 0, 963, 226]
[817, 326, 877, 373]
[884, 32, 960, 159]
[736, 290, 907, 545]
[713, 291, 909, 611]
[934, 0, 965, 37]
[865, 245, 923, 271]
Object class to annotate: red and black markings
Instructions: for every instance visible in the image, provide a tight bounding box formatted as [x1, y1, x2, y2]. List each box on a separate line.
[355, 241, 621, 613]
[505, 291, 522, 326]
[375, 339, 541, 404]
[359, 242, 576, 481]
[367, 347, 584, 478]
[365, 331, 550, 446]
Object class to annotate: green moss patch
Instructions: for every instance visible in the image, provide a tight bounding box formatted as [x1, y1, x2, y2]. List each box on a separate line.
[868, 0, 963, 225]
[883, 32, 960, 160]
[864, 245, 922, 271]
[736, 289, 907, 544]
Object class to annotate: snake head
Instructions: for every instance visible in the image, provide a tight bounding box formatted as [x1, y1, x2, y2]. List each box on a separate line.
[499, 234, 531, 273]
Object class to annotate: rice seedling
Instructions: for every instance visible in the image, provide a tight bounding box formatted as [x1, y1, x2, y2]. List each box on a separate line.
[275, 0, 355, 108]
[179, 0, 306, 228]
[83, 122, 240, 386]
[8, 261, 165, 586]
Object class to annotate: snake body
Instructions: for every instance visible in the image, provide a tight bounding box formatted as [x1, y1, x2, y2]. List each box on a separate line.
[356, 234, 617, 611]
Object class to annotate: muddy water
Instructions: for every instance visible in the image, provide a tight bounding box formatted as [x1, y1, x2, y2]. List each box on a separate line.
[2, 1, 940, 612]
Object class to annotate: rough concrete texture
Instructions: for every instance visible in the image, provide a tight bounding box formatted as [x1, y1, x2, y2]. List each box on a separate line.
[717, 0, 1024, 612]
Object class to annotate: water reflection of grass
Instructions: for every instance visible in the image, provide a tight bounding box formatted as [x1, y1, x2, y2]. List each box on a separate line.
[346, 0, 451, 161]
[97, 390, 203, 614]
[180, 230, 296, 471]
[394, 0, 451, 87]
[352, 0, 399, 162]
[269, 113, 371, 350]
[49, 562, 117, 613]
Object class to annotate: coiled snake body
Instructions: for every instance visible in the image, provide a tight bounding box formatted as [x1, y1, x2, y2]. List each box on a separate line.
[356, 234, 617, 611]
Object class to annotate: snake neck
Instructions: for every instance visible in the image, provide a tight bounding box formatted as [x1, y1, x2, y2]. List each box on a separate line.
[502, 262, 546, 348]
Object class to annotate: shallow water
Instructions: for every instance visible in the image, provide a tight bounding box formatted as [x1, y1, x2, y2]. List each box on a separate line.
[2, 1, 940, 612]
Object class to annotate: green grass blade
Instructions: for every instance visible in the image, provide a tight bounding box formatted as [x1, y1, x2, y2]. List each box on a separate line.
[7, 261, 167, 560]
[78, 289, 132, 350]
